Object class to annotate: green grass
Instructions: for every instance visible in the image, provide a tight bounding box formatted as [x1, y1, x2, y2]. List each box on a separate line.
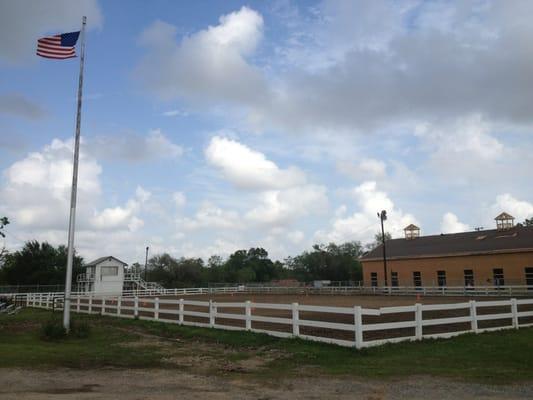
[1, 309, 533, 383]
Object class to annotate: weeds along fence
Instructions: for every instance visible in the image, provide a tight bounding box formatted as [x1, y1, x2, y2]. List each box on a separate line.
[26, 293, 533, 348]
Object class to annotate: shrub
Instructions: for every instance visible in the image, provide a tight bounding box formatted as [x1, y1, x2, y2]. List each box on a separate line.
[40, 318, 91, 340]
[40, 319, 67, 340]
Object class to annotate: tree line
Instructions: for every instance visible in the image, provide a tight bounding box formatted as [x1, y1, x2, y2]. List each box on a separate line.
[0, 240, 365, 287]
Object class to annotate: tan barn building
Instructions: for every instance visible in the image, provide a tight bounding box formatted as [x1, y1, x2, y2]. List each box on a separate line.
[361, 213, 533, 288]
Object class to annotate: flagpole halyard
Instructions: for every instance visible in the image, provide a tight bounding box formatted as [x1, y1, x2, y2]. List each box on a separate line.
[63, 15, 87, 331]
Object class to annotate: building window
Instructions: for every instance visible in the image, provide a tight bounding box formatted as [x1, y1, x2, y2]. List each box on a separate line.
[437, 271, 446, 287]
[464, 269, 475, 287]
[370, 272, 378, 287]
[101, 266, 119, 277]
[413, 271, 422, 287]
[391, 272, 399, 287]
[525, 267, 533, 288]
[493, 268, 505, 287]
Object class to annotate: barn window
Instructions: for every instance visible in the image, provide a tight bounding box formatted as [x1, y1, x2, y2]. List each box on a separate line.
[370, 272, 378, 287]
[413, 271, 422, 287]
[464, 269, 474, 287]
[101, 266, 119, 277]
[437, 271, 446, 287]
[391, 272, 399, 287]
[493, 268, 504, 287]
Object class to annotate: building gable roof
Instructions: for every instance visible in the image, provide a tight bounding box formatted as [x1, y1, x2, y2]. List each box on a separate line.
[85, 256, 128, 267]
[361, 225, 533, 261]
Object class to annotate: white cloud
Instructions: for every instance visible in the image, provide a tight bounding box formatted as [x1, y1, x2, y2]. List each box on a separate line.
[173, 192, 186, 208]
[135, 7, 267, 105]
[0, 139, 150, 260]
[88, 129, 183, 162]
[245, 185, 328, 226]
[441, 212, 470, 234]
[491, 194, 533, 223]
[337, 158, 387, 180]
[314, 181, 417, 244]
[0, 0, 103, 64]
[205, 136, 306, 190]
[179, 202, 241, 231]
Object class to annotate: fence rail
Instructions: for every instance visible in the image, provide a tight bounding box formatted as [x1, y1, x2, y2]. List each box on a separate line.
[25, 292, 533, 349]
[3, 284, 533, 301]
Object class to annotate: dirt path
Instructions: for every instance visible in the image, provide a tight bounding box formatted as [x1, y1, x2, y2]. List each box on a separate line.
[1, 368, 532, 400]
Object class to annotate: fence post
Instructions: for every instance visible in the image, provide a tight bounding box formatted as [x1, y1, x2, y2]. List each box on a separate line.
[209, 300, 215, 327]
[354, 306, 363, 349]
[88, 295, 93, 313]
[245, 300, 252, 331]
[117, 296, 122, 316]
[415, 303, 423, 340]
[292, 303, 300, 337]
[76, 295, 80, 313]
[154, 297, 159, 320]
[101, 297, 106, 316]
[179, 299, 184, 325]
[470, 300, 478, 333]
[511, 298, 519, 329]
[134, 296, 139, 319]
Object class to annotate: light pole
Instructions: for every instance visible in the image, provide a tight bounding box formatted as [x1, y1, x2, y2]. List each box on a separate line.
[377, 210, 388, 287]
[144, 246, 149, 281]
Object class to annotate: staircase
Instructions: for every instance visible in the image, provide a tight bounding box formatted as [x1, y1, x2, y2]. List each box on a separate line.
[124, 272, 165, 294]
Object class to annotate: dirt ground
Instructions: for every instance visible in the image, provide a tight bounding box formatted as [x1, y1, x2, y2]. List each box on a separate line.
[2, 368, 533, 400]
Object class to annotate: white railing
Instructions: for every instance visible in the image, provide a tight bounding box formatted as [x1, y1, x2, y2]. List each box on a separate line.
[3, 284, 533, 301]
[25, 293, 533, 349]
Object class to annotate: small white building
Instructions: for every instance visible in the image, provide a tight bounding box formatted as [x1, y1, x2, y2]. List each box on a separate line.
[77, 256, 165, 295]
[77, 256, 127, 295]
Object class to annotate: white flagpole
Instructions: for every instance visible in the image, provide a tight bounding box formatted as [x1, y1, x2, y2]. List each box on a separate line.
[63, 16, 87, 331]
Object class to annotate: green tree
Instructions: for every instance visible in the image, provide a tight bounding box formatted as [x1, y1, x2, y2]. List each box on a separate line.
[524, 218, 533, 226]
[0, 241, 83, 285]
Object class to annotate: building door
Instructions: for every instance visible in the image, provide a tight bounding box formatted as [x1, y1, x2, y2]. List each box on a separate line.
[437, 271, 446, 287]
[525, 267, 533, 289]
[493, 268, 505, 287]
[391, 272, 399, 288]
[464, 269, 475, 288]
[370, 272, 378, 287]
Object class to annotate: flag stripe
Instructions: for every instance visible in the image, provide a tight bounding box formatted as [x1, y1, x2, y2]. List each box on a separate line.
[36, 32, 79, 60]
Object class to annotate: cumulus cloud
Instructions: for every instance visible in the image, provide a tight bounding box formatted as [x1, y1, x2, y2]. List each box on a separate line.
[88, 129, 183, 162]
[0, 0, 103, 64]
[135, 7, 267, 106]
[0, 93, 46, 120]
[179, 202, 241, 231]
[136, 2, 533, 133]
[0, 138, 149, 259]
[314, 181, 417, 244]
[245, 185, 328, 226]
[205, 136, 306, 190]
[490, 194, 533, 223]
[173, 192, 186, 208]
[441, 212, 470, 234]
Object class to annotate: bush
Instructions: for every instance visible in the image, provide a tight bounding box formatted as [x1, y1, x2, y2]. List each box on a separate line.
[40, 318, 91, 340]
[40, 319, 67, 340]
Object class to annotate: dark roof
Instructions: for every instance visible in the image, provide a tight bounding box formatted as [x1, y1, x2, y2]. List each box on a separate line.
[85, 256, 128, 267]
[361, 225, 533, 261]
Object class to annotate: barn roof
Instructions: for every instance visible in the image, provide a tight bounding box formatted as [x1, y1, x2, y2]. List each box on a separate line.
[85, 256, 128, 267]
[361, 225, 533, 261]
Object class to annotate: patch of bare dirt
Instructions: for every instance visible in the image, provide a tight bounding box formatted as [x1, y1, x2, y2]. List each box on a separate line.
[1, 368, 532, 400]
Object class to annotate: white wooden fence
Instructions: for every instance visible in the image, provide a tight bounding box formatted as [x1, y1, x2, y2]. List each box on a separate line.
[25, 293, 533, 349]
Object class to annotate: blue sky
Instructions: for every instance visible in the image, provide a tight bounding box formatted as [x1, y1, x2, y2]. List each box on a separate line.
[1, 0, 533, 263]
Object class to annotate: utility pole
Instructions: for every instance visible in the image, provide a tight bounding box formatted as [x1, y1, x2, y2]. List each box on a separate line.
[378, 210, 388, 287]
[144, 246, 149, 281]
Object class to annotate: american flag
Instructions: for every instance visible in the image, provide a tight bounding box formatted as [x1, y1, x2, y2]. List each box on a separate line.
[36, 31, 80, 59]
